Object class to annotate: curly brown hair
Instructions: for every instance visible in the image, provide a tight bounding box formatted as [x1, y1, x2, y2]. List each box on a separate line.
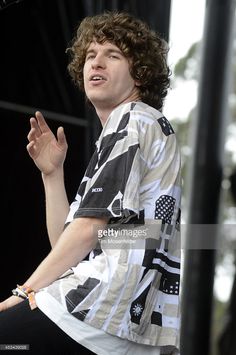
[67, 11, 171, 111]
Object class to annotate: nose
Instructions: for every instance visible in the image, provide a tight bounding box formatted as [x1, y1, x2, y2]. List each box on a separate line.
[91, 54, 106, 69]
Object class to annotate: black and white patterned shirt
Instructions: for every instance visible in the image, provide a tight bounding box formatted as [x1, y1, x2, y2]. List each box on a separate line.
[35, 101, 181, 351]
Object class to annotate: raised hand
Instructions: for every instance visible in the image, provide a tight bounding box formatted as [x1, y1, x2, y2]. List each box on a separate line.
[27, 111, 68, 175]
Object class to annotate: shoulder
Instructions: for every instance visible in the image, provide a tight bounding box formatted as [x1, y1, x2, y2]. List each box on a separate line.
[128, 102, 176, 141]
[101, 101, 176, 145]
[130, 101, 163, 122]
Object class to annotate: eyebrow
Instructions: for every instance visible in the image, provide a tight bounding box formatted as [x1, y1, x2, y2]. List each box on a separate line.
[86, 48, 123, 56]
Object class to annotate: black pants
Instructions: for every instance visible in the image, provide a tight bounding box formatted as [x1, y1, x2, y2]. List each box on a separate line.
[0, 300, 95, 354]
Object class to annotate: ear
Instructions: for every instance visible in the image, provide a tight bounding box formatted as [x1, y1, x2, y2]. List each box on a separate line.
[135, 80, 141, 87]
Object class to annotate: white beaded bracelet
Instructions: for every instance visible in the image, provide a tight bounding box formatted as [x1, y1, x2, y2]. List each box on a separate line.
[12, 284, 37, 310]
[12, 287, 28, 299]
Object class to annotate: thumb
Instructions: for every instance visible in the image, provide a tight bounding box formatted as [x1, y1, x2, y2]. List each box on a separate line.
[0, 301, 7, 312]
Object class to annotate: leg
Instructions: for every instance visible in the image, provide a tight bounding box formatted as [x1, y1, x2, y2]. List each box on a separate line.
[0, 300, 94, 354]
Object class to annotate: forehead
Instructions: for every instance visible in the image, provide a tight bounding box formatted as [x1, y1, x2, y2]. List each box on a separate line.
[86, 41, 122, 53]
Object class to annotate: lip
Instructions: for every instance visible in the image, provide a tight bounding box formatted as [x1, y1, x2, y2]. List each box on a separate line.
[89, 73, 107, 81]
[89, 80, 106, 87]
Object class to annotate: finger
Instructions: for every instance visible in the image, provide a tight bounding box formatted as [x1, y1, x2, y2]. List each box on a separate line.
[26, 141, 38, 159]
[27, 128, 38, 142]
[35, 111, 51, 134]
[26, 141, 35, 151]
[29, 117, 42, 137]
[57, 127, 67, 148]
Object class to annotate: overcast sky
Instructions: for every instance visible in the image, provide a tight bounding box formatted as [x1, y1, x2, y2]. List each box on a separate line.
[163, 0, 206, 120]
[166, 1, 236, 303]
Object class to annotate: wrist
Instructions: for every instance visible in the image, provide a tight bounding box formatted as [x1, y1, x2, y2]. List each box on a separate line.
[42, 168, 64, 184]
[12, 284, 37, 310]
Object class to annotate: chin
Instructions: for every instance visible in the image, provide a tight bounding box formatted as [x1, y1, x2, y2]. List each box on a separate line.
[89, 96, 111, 106]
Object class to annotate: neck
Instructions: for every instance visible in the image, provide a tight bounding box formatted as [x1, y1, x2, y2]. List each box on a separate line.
[94, 93, 141, 127]
[95, 108, 112, 126]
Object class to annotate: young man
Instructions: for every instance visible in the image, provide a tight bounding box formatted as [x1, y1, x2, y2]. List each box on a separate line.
[0, 11, 181, 355]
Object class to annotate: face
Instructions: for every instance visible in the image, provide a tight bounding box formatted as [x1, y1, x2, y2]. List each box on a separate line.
[83, 41, 140, 113]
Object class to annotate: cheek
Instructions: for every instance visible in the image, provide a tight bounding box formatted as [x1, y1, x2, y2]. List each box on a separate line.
[119, 68, 135, 87]
[126, 68, 136, 86]
[83, 64, 88, 79]
[125, 75, 136, 90]
[83, 67, 88, 88]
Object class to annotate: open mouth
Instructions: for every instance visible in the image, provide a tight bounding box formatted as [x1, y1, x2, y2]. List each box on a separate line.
[89, 75, 106, 82]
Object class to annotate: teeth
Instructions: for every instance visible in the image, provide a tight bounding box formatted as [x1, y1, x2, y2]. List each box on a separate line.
[91, 76, 103, 80]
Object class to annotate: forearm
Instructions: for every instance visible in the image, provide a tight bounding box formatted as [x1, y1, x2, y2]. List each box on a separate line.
[24, 217, 106, 292]
[42, 169, 70, 248]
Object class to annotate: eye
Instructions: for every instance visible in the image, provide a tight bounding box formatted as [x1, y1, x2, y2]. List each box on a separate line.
[86, 54, 95, 61]
[109, 54, 119, 59]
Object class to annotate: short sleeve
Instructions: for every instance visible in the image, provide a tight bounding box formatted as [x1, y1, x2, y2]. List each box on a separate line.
[73, 121, 141, 222]
[72, 103, 178, 224]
